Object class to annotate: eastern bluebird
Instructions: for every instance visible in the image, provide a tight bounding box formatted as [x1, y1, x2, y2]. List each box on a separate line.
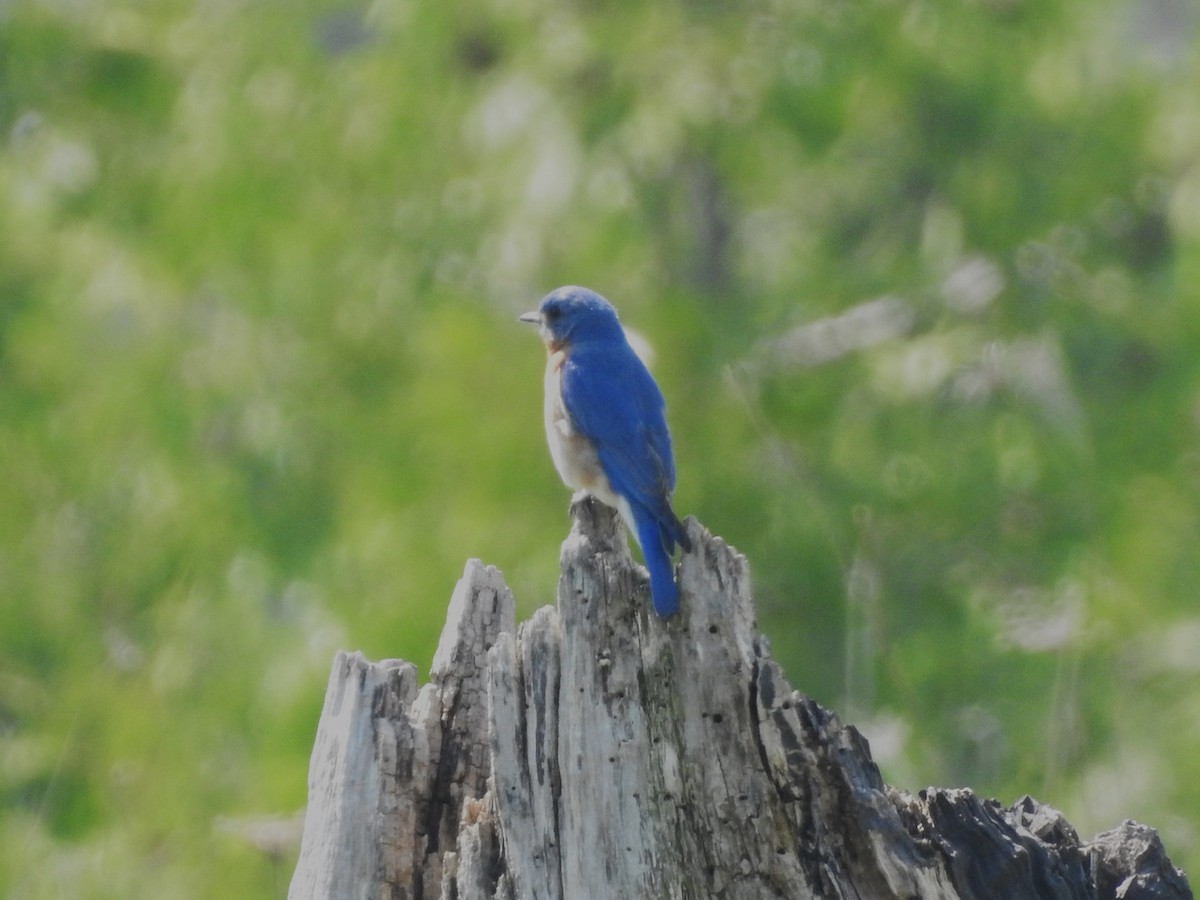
[520, 286, 691, 617]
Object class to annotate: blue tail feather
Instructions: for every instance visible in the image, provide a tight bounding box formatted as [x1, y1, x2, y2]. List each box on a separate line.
[631, 504, 682, 617]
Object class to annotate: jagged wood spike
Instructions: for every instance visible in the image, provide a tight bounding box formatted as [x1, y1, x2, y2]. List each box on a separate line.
[288, 496, 1192, 900]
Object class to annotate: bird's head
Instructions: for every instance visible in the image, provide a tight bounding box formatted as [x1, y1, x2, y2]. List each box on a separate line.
[519, 286, 625, 351]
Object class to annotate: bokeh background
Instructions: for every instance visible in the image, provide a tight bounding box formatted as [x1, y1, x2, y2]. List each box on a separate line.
[2, 0, 1199, 895]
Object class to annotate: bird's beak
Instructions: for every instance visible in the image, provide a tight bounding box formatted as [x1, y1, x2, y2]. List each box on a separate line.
[518, 311, 541, 325]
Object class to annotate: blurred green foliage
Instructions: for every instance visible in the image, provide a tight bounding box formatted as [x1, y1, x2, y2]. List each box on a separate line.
[1, 0, 1198, 894]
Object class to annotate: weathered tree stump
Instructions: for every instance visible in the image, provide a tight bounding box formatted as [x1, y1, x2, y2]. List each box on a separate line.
[288, 495, 1192, 900]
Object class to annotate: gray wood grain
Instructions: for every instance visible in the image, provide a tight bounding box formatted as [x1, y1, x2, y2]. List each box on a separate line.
[288, 495, 1192, 900]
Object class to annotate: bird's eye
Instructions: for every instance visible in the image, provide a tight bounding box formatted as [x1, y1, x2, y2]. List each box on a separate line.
[543, 305, 561, 322]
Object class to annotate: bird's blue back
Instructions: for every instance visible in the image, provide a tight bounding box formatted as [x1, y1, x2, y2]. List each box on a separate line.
[560, 339, 677, 509]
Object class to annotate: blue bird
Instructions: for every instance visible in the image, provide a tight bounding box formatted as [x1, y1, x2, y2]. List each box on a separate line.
[520, 286, 691, 617]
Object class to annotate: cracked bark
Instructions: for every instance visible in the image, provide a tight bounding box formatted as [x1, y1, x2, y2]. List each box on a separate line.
[288, 495, 1192, 900]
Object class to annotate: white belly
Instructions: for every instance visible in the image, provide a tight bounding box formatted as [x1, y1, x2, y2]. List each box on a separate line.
[543, 351, 626, 518]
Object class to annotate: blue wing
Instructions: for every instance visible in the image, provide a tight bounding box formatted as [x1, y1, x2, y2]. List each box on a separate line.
[561, 342, 672, 497]
[561, 340, 689, 556]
